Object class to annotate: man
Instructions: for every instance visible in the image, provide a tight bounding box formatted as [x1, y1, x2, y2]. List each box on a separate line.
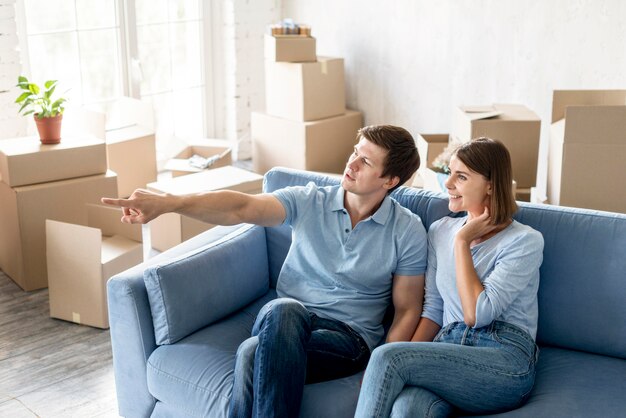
[102, 125, 428, 418]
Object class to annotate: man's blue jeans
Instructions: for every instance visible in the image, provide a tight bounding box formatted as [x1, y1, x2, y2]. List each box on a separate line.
[228, 298, 370, 418]
[354, 321, 539, 418]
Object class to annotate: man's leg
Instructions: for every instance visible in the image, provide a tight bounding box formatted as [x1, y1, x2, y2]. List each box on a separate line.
[228, 336, 258, 418]
[305, 314, 370, 384]
[251, 298, 312, 418]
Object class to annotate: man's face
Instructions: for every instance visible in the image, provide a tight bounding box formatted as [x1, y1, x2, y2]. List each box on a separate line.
[341, 137, 396, 196]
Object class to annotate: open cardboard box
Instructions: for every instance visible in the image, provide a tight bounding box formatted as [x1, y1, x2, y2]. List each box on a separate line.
[164, 138, 232, 177]
[46, 204, 143, 329]
[148, 166, 264, 252]
[412, 134, 452, 193]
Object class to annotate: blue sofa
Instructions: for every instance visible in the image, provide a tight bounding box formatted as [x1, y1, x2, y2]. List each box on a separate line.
[108, 167, 626, 417]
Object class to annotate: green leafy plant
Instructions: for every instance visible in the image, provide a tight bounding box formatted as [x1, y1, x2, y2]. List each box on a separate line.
[15, 76, 67, 119]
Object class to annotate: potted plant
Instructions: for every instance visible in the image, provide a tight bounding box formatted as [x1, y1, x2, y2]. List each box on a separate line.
[15, 76, 67, 144]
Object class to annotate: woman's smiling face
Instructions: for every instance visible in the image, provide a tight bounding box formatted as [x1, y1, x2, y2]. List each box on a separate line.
[444, 156, 492, 218]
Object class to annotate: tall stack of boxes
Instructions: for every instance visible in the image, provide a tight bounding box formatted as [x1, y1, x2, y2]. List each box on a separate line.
[548, 90, 626, 213]
[252, 26, 363, 175]
[0, 136, 118, 290]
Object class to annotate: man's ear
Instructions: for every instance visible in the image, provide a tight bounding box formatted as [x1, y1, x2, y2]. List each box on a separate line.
[384, 176, 401, 190]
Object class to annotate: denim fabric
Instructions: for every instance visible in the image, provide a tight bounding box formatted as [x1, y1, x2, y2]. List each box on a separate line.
[355, 321, 538, 418]
[228, 298, 370, 418]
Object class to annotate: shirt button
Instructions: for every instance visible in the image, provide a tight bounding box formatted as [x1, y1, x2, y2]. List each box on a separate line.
[345, 229, 349, 233]
[343, 210, 347, 215]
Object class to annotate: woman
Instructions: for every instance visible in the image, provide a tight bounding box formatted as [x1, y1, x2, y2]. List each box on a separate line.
[355, 137, 544, 417]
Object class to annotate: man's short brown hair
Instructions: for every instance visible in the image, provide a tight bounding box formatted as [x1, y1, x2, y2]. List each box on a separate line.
[357, 125, 420, 193]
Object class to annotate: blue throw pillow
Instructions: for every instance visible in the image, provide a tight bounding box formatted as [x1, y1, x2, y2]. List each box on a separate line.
[144, 225, 270, 345]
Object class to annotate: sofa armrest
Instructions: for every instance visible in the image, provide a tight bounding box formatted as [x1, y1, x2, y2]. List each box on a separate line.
[143, 224, 270, 345]
[107, 224, 249, 418]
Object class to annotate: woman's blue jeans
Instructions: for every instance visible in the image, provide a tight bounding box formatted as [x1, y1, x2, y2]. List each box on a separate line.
[354, 321, 539, 418]
[228, 298, 370, 418]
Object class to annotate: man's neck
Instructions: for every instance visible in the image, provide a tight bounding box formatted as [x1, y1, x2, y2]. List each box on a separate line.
[344, 191, 386, 228]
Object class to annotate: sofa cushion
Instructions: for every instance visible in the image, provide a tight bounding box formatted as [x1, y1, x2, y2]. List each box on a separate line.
[144, 224, 269, 345]
[470, 346, 626, 417]
[147, 289, 365, 418]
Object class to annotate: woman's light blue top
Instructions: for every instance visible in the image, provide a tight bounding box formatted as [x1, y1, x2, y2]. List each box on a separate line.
[421, 216, 544, 339]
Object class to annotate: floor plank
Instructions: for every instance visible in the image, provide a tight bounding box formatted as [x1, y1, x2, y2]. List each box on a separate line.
[0, 270, 120, 417]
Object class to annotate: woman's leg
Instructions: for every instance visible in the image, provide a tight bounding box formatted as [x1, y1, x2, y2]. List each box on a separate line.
[390, 386, 454, 418]
[355, 323, 536, 418]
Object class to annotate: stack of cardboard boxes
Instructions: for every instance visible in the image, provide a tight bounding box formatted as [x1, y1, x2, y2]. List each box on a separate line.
[0, 136, 118, 291]
[548, 90, 626, 213]
[252, 32, 363, 175]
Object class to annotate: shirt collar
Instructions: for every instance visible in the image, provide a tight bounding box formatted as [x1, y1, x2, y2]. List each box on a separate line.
[331, 186, 392, 225]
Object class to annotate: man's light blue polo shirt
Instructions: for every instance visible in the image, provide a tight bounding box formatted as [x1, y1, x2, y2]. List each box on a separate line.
[273, 182, 427, 349]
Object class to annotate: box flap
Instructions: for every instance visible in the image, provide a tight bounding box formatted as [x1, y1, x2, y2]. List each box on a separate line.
[46, 219, 102, 279]
[459, 106, 503, 121]
[87, 203, 142, 242]
[552, 90, 626, 123]
[105, 125, 155, 144]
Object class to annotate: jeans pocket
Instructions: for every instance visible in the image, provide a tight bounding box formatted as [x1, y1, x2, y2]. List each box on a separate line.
[493, 328, 535, 362]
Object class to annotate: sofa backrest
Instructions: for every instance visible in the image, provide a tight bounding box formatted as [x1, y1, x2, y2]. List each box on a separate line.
[513, 203, 626, 359]
[263, 167, 626, 359]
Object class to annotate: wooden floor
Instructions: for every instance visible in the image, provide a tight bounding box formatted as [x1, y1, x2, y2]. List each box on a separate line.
[0, 269, 120, 418]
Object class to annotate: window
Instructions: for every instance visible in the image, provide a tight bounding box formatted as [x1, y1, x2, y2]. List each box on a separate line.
[18, 0, 213, 158]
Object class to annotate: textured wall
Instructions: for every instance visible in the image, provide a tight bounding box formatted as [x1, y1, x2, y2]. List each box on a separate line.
[0, 0, 25, 139]
[281, 0, 626, 193]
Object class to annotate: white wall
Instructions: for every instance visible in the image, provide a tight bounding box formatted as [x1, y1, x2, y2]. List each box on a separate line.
[0, 0, 25, 138]
[281, 0, 626, 193]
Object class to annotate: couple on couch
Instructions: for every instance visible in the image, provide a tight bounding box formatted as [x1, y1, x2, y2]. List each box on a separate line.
[102, 125, 543, 418]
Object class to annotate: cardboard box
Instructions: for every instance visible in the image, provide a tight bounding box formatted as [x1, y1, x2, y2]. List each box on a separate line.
[164, 138, 232, 177]
[412, 134, 451, 193]
[548, 99, 626, 213]
[46, 204, 143, 328]
[516, 187, 531, 202]
[530, 187, 548, 204]
[0, 136, 107, 187]
[105, 125, 157, 197]
[148, 166, 264, 252]
[0, 171, 118, 291]
[451, 104, 541, 188]
[264, 34, 316, 62]
[251, 110, 362, 175]
[265, 57, 345, 121]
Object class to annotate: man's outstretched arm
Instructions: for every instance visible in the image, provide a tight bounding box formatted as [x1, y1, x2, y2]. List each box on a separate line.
[101, 189, 286, 227]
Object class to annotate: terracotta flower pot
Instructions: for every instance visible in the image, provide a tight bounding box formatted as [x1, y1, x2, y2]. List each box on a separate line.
[35, 114, 63, 145]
